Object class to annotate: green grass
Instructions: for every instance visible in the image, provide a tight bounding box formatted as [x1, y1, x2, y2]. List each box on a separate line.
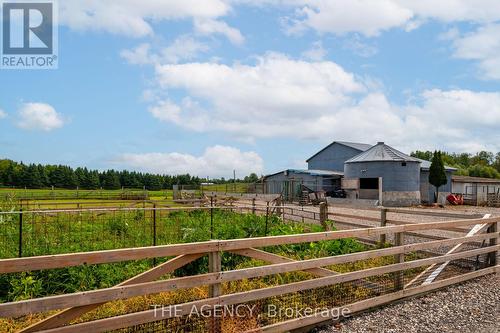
[201, 182, 254, 193]
[0, 207, 365, 302]
[0, 188, 170, 201]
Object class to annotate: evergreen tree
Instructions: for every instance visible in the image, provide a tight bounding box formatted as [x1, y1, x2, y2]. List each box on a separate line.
[102, 170, 121, 189]
[86, 170, 101, 189]
[37, 164, 49, 187]
[429, 151, 448, 203]
[26, 164, 43, 188]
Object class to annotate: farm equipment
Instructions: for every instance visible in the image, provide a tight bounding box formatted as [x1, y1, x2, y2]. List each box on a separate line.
[446, 193, 464, 205]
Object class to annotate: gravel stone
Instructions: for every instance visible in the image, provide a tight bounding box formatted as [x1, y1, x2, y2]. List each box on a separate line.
[318, 274, 499, 333]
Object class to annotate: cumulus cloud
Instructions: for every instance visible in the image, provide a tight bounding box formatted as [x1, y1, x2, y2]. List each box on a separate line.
[0, 109, 7, 119]
[115, 145, 264, 178]
[285, 0, 413, 37]
[59, 0, 230, 37]
[121, 36, 209, 66]
[281, 0, 500, 36]
[450, 24, 500, 80]
[16, 103, 65, 131]
[301, 41, 326, 61]
[150, 53, 364, 138]
[194, 18, 245, 45]
[120, 43, 153, 65]
[138, 52, 500, 152]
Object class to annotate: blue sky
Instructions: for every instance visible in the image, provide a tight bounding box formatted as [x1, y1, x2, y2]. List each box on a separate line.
[1, 1, 500, 178]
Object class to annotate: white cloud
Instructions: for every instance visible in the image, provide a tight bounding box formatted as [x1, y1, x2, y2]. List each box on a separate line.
[138, 52, 500, 152]
[287, 0, 413, 37]
[194, 18, 245, 45]
[301, 40, 326, 61]
[451, 24, 500, 80]
[151, 53, 364, 139]
[280, 0, 500, 37]
[343, 36, 378, 57]
[116, 145, 264, 178]
[121, 36, 209, 66]
[16, 103, 65, 131]
[120, 43, 153, 65]
[400, 89, 500, 151]
[161, 36, 210, 63]
[0, 109, 7, 119]
[60, 0, 230, 37]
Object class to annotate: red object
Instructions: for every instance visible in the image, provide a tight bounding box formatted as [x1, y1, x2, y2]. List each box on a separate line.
[447, 194, 464, 205]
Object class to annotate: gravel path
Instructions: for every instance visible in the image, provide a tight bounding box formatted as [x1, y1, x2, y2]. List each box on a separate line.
[318, 274, 499, 333]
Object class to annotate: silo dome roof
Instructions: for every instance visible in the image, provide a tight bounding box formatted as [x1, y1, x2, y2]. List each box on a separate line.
[345, 142, 422, 163]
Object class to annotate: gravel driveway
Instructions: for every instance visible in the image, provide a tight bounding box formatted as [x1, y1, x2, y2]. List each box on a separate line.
[318, 274, 499, 333]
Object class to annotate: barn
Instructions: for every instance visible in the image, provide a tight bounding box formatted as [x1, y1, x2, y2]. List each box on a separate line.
[264, 140, 456, 206]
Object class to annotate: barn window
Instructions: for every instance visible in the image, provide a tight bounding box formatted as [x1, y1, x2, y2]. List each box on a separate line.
[401, 162, 407, 166]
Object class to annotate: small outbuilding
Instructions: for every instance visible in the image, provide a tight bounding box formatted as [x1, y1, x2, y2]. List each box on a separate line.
[263, 169, 343, 201]
[452, 175, 500, 205]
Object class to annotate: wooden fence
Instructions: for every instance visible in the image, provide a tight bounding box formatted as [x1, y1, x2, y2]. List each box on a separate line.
[0, 213, 498, 333]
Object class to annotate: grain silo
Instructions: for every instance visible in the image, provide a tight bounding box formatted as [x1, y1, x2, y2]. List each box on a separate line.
[343, 142, 422, 206]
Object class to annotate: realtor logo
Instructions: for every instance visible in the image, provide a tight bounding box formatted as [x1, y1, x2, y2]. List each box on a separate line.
[1, 1, 58, 69]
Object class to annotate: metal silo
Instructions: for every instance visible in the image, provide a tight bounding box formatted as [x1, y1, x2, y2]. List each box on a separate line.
[344, 142, 422, 206]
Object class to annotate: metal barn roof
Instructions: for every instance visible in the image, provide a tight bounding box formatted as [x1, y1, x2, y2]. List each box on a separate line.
[306, 141, 372, 162]
[264, 169, 344, 179]
[345, 142, 422, 163]
[418, 158, 457, 171]
[452, 175, 500, 183]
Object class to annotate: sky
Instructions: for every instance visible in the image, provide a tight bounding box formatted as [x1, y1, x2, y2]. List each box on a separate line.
[1, 0, 500, 179]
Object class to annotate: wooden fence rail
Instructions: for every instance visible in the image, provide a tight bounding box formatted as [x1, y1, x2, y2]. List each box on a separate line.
[0, 214, 498, 333]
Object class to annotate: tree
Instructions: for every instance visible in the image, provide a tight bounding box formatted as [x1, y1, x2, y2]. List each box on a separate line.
[471, 151, 494, 166]
[244, 173, 259, 183]
[494, 152, 500, 173]
[102, 170, 121, 190]
[86, 171, 100, 189]
[429, 151, 448, 203]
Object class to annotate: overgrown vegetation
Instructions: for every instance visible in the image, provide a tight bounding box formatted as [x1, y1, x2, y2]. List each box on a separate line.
[0, 208, 365, 303]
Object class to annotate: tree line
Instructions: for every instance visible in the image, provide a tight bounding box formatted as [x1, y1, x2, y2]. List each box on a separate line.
[0, 159, 261, 190]
[411, 150, 500, 179]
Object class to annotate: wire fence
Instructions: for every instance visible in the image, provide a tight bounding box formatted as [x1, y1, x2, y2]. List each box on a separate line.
[0, 188, 155, 201]
[0, 205, 294, 259]
[0, 204, 496, 333]
[106, 249, 490, 333]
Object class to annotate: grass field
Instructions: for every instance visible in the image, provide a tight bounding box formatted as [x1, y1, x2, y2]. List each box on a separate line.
[201, 182, 255, 193]
[0, 188, 171, 201]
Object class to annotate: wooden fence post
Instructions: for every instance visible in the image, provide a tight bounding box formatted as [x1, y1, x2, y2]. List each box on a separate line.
[18, 208, 23, 258]
[488, 221, 498, 267]
[252, 197, 256, 215]
[208, 251, 222, 333]
[380, 208, 387, 245]
[265, 201, 270, 236]
[319, 202, 329, 231]
[276, 196, 282, 217]
[394, 232, 404, 290]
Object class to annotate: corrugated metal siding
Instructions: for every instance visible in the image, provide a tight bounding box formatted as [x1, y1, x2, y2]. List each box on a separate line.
[264, 171, 324, 196]
[307, 143, 364, 172]
[344, 161, 421, 192]
[420, 170, 453, 202]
